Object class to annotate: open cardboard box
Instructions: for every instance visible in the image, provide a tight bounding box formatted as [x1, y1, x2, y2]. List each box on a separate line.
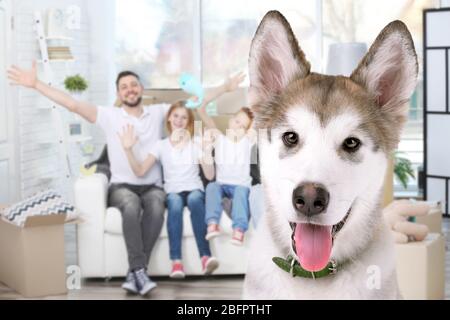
[396, 233, 445, 300]
[415, 206, 443, 234]
[0, 204, 68, 298]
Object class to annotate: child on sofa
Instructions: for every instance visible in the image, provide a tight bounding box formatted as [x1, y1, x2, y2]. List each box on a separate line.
[118, 73, 244, 278]
[196, 100, 255, 246]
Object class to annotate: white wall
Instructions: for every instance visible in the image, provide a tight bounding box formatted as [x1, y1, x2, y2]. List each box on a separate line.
[12, 0, 114, 201]
[85, 0, 116, 161]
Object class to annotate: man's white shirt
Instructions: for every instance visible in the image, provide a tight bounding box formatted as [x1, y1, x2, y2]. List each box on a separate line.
[96, 104, 170, 186]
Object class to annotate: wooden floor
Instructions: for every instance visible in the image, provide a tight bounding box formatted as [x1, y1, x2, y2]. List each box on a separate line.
[1, 219, 449, 300]
[0, 276, 244, 300]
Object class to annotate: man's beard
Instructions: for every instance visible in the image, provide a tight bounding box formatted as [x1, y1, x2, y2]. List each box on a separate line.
[122, 96, 142, 108]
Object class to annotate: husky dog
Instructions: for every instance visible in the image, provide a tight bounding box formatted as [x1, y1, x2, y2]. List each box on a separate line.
[243, 11, 418, 299]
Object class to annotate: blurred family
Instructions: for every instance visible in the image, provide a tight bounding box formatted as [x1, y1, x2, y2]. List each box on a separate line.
[8, 64, 263, 296]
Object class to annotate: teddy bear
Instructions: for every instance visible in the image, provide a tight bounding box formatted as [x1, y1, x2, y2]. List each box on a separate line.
[383, 199, 430, 243]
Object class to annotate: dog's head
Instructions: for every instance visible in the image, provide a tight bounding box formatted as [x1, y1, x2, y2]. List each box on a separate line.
[249, 11, 418, 271]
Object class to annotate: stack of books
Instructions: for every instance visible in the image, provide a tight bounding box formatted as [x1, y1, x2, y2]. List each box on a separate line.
[47, 46, 73, 60]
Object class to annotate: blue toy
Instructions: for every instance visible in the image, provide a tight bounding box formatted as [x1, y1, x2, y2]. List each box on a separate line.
[179, 73, 204, 109]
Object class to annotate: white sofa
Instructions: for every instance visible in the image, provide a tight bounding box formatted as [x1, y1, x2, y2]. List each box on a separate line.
[74, 173, 253, 278]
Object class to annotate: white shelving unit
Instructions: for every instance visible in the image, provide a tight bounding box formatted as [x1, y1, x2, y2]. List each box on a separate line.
[34, 11, 72, 181]
[29, 11, 94, 201]
[68, 136, 92, 143]
[37, 140, 55, 147]
[37, 59, 75, 63]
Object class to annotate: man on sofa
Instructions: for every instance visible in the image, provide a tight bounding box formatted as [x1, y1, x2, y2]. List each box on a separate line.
[8, 64, 169, 296]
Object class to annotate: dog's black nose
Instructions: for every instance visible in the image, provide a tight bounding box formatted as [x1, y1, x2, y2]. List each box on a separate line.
[292, 183, 329, 216]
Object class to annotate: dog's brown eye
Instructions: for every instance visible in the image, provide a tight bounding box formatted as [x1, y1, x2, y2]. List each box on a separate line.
[342, 137, 361, 152]
[282, 132, 299, 147]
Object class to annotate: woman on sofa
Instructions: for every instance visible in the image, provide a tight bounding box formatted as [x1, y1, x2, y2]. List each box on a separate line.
[118, 73, 245, 278]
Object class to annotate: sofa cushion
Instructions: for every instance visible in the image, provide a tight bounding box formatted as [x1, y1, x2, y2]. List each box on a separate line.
[104, 207, 235, 238]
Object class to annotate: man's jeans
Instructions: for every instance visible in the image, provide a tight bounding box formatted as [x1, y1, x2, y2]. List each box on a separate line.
[205, 182, 250, 231]
[108, 183, 165, 271]
[166, 190, 211, 260]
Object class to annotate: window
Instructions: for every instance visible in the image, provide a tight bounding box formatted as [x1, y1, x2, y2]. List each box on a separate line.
[115, 0, 321, 87]
[201, 0, 320, 86]
[115, 0, 198, 88]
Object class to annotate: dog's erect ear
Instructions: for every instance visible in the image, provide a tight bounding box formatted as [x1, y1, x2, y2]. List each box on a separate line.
[350, 21, 418, 113]
[248, 10, 310, 106]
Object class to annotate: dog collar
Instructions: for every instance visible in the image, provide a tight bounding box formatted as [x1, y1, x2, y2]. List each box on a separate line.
[272, 254, 338, 279]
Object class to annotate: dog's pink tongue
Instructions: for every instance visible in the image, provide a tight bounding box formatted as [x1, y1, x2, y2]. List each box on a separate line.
[295, 224, 332, 272]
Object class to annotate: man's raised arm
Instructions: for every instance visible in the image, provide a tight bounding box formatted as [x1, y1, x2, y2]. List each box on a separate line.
[7, 61, 98, 123]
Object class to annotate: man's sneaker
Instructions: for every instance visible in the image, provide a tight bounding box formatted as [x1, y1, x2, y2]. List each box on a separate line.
[201, 256, 219, 275]
[205, 224, 220, 240]
[170, 262, 186, 279]
[121, 271, 138, 294]
[230, 229, 245, 246]
[133, 268, 157, 296]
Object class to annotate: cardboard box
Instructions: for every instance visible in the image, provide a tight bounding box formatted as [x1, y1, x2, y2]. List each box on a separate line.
[395, 233, 445, 300]
[0, 205, 67, 298]
[415, 208, 443, 234]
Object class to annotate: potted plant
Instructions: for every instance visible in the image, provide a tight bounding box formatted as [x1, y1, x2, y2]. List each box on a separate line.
[394, 151, 415, 189]
[64, 75, 89, 141]
[64, 74, 88, 95]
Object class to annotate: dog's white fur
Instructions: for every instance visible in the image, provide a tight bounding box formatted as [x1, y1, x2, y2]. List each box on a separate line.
[243, 11, 418, 300]
[244, 109, 397, 299]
